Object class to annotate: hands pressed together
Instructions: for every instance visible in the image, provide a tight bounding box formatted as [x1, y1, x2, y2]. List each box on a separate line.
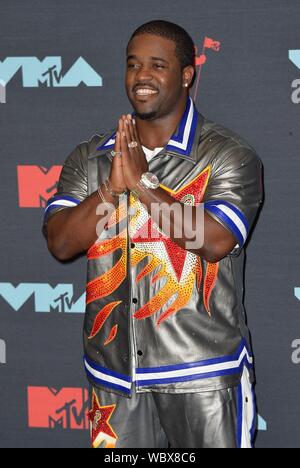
[108, 115, 149, 195]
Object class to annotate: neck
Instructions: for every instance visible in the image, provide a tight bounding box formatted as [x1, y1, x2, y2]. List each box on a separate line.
[136, 94, 189, 150]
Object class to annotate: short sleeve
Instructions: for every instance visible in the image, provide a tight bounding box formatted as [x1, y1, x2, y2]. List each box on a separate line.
[203, 146, 263, 250]
[43, 144, 88, 227]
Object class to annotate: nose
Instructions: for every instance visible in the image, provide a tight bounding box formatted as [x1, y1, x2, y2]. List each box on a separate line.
[135, 64, 153, 82]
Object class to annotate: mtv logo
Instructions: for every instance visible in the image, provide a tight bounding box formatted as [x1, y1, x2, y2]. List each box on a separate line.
[0, 283, 85, 313]
[0, 339, 6, 364]
[289, 50, 300, 69]
[0, 56, 102, 88]
[258, 415, 267, 431]
[28, 387, 89, 430]
[17, 166, 62, 208]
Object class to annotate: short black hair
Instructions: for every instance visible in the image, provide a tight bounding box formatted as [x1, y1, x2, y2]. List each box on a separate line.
[127, 20, 196, 71]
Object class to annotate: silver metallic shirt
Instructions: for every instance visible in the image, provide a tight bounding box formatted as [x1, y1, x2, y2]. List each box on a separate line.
[44, 98, 263, 397]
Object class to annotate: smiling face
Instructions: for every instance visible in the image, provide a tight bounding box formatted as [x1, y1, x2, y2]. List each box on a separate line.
[126, 33, 193, 121]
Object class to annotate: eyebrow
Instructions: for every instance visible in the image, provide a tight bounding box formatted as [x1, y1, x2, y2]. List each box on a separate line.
[127, 55, 169, 64]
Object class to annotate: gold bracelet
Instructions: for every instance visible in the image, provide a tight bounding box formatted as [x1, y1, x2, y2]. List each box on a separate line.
[104, 178, 127, 198]
[98, 184, 120, 210]
[131, 181, 147, 199]
[97, 185, 110, 204]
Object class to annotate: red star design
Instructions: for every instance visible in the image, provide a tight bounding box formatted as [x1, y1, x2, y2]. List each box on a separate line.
[88, 391, 117, 445]
[132, 167, 211, 282]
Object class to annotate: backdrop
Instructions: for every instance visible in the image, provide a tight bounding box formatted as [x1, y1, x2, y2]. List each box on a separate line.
[0, 0, 299, 448]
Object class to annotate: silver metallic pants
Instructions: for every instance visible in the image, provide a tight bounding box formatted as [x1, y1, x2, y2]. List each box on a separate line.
[89, 368, 256, 449]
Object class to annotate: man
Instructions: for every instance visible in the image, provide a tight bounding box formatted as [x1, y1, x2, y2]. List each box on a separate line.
[44, 20, 263, 448]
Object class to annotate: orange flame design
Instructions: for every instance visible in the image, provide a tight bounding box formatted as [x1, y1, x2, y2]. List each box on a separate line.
[132, 250, 203, 326]
[203, 262, 219, 315]
[131, 166, 219, 324]
[86, 166, 220, 332]
[104, 325, 118, 346]
[88, 301, 121, 339]
[87, 201, 128, 345]
[86, 233, 127, 304]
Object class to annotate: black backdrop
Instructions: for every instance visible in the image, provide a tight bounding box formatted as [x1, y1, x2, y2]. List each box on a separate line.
[0, 0, 299, 448]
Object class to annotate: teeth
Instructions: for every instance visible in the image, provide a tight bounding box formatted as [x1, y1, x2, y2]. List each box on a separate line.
[136, 89, 158, 96]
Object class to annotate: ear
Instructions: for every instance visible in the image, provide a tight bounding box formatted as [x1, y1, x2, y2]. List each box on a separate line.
[182, 65, 195, 88]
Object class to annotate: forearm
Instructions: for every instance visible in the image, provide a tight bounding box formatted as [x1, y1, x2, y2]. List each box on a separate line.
[136, 186, 234, 262]
[46, 184, 118, 260]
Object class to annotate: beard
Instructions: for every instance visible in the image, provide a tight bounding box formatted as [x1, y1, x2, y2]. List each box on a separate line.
[134, 110, 158, 121]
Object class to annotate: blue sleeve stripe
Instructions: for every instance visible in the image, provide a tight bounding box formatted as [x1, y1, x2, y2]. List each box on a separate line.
[205, 204, 245, 247]
[46, 195, 81, 208]
[44, 203, 67, 218]
[45, 197, 81, 214]
[205, 200, 249, 232]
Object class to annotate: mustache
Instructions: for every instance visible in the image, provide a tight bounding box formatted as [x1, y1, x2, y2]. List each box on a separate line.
[132, 83, 159, 93]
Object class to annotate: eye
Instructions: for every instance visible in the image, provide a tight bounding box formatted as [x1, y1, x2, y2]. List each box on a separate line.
[154, 64, 165, 69]
[127, 63, 140, 69]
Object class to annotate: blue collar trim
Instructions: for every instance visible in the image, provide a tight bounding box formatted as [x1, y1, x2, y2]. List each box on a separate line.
[166, 97, 198, 156]
[96, 97, 199, 156]
[96, 132, 116, 151]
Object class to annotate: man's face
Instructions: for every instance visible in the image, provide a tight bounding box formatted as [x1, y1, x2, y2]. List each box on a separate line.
[126, 34, 186, 120]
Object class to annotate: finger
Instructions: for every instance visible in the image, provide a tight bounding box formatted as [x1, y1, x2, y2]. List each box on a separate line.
[126, 117, 136, 147]
[125, 114, 137, 144]
[120, 130, 128, 162]
[132, 118, 141, 145]
[126, 116, 141, 156]
[118, 118, 124, 135]
[119, 119, 129, 153]
[124, 118, 133, 150]
[115, 131, 123, 161]
[114, 129, 120, 152]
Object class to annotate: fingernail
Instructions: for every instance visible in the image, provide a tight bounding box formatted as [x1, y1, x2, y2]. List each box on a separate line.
[133, 119, 136, 125]
[122, 131, 126, 137]
[125, 119, 129, 125]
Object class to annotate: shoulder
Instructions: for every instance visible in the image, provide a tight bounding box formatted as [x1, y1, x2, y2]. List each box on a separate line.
[200, 117, 262, 171]
[76, 130, 113, 157]
[64, 130, 113, 168]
